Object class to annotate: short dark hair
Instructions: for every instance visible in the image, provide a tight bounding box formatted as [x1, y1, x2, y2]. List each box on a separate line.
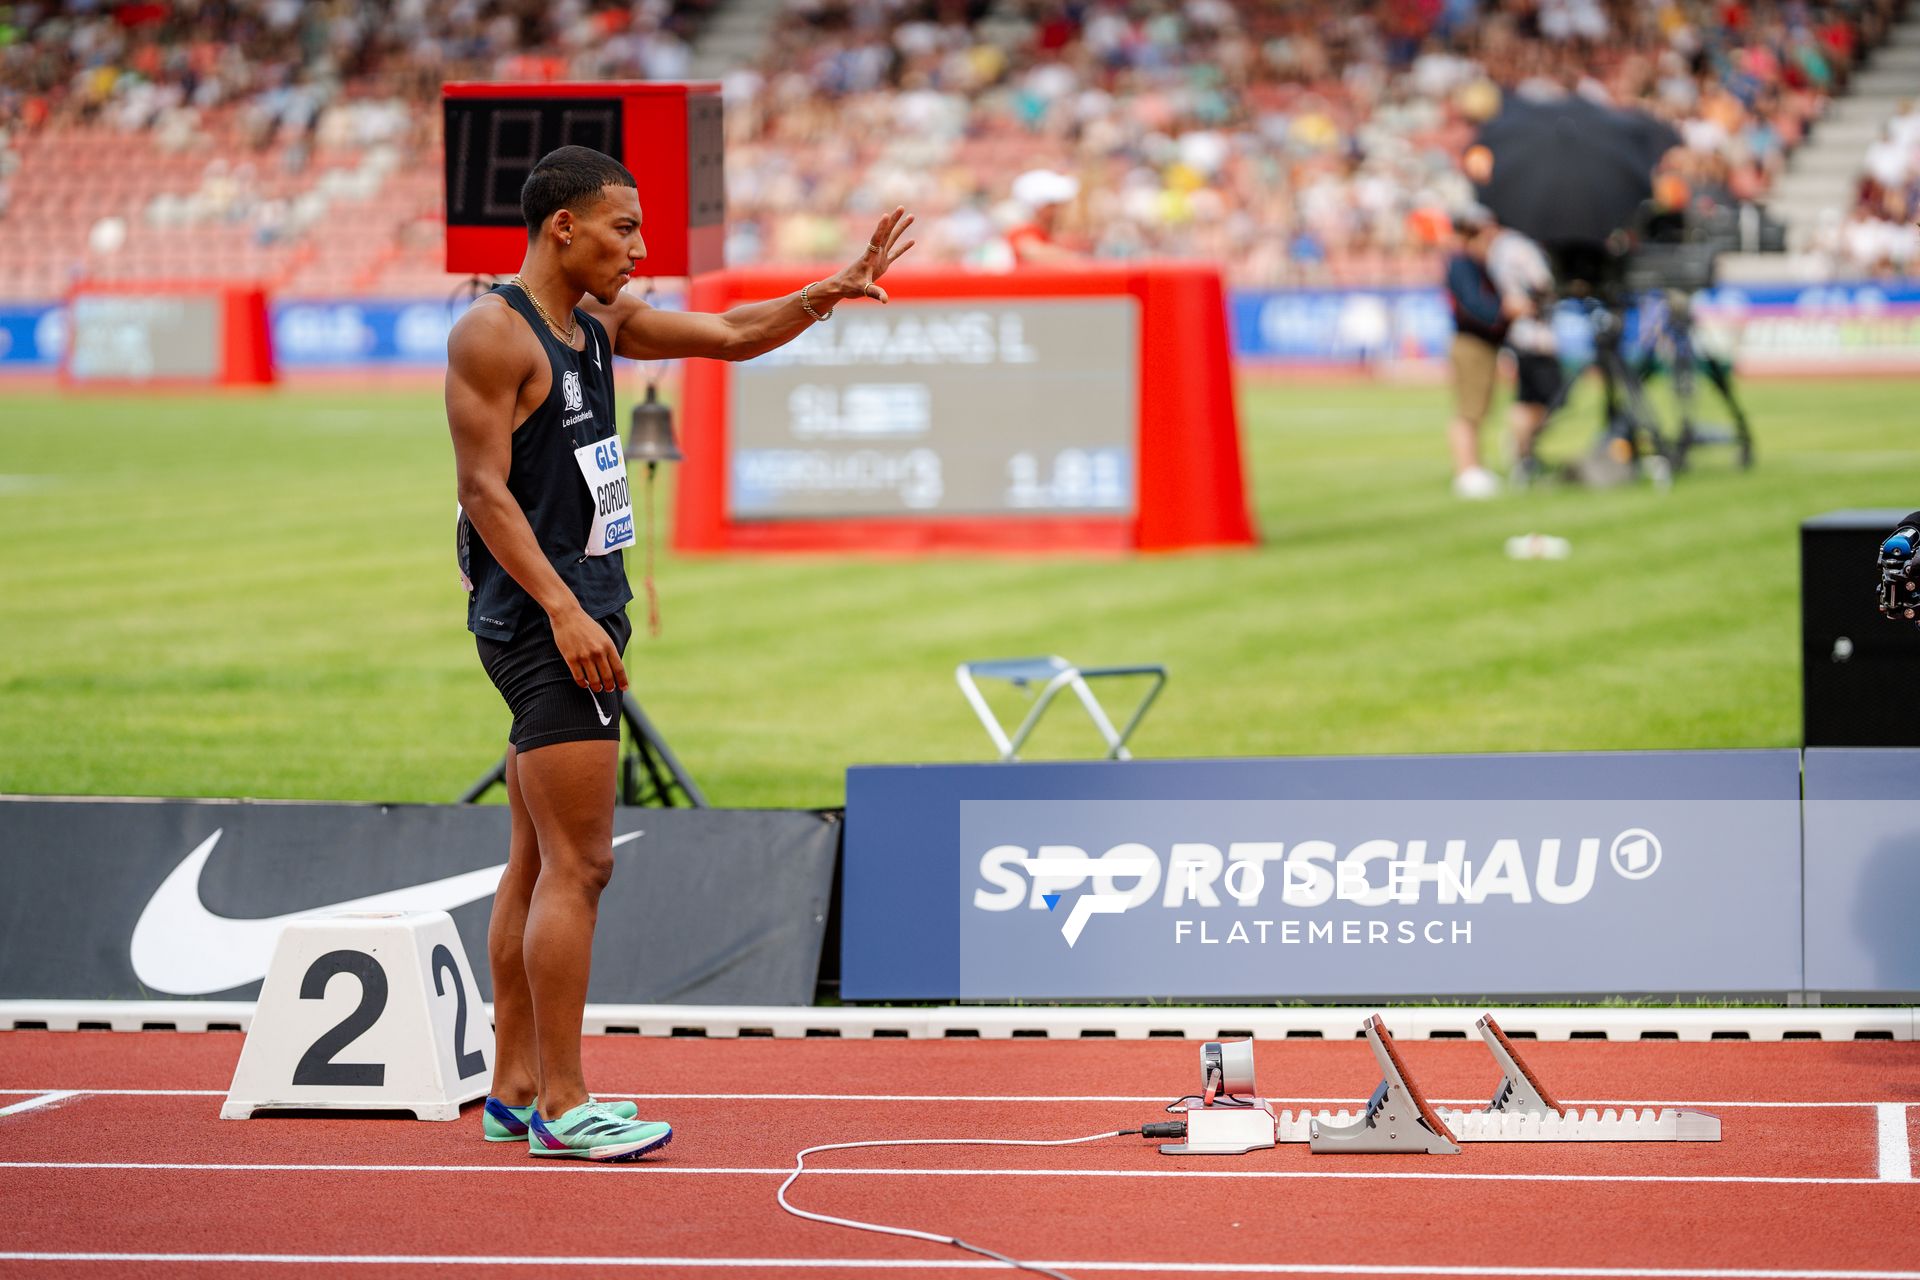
[521, 146, 637, 237]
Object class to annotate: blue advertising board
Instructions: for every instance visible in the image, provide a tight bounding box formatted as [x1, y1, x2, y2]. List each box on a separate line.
[0, 294, 685, 371]
[1803, 748, 1920, 996]
[0, 304, 67, 369]
[842, 751, 1804, 1001]
[1224, 281, 1920, 366]
[4, 282, 1916, 371]
[271, 298, 463, 367]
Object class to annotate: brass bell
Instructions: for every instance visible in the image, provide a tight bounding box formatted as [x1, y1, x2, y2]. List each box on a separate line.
[628, 383, 683, 464]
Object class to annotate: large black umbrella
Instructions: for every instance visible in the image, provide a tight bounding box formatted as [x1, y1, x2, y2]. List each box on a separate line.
[1473, 96, 1681, 249]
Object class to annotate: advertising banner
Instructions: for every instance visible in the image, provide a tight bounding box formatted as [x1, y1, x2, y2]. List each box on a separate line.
[0, 798, 838, 1005]
[0, 303, 66, 369]
[1803, 748, 1920, 996]
[843, 752, 1803, 1001]
[6, 282, 1916, 373]
[1227, 281, 1920, 369]
[1691, 282, 1920, 370]
[1228, 287, 1454, 364]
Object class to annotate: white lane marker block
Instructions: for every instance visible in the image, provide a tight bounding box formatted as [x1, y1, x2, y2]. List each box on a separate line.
[221, 910, 491, 1121]
[1878, 1103, 1913, 1182]
[0, 1091, 78, 1118]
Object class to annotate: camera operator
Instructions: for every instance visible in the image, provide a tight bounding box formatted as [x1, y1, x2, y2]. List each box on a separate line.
[1487, 222, 1562, 486]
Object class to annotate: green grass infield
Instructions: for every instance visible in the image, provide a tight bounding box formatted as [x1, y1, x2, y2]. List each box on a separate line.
[1, 374, 1909, 807]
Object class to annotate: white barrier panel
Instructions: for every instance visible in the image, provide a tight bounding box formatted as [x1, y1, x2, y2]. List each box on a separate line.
[221, 911, 491, 1121]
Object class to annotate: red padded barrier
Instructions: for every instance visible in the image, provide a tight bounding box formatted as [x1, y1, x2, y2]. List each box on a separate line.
[60, 281, 276, 388]
[675, 261, 1255, 554]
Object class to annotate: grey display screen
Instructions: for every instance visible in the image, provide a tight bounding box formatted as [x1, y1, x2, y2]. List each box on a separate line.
[727, 298, 1138, 519]
[68, 295, 222, 381]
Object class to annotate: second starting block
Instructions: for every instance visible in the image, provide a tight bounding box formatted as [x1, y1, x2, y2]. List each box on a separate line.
[1163, 1013, 1721, 1157]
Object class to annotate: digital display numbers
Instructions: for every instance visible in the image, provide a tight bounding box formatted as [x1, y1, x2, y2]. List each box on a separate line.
[727, 300, 1139, 519]
[444, 99, 625, 226]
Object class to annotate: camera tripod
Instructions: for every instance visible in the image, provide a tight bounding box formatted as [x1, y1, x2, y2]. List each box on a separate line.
[1630, 289, 1755, 470]
[1537, 291, 1753, 480]
[459, 692, 708, 807]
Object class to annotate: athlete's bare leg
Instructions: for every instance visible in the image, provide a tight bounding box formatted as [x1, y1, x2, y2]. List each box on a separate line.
[513, 737, 619, 1118]
[483, 746, 542, 1107]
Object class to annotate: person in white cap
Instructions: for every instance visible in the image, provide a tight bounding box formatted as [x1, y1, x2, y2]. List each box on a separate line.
[1006, 168, 1083, 263]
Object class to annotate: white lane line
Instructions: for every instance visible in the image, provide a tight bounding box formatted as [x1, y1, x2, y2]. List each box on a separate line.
[0, 1089, 222, 1098]
[0, 1091, 77, 1118]
[0, 1089, 1888, 1109]
[1877, 1104, 1913, 1182]
[0, 1255, 1916, 1277]
[0, 1160, 1903, 1186]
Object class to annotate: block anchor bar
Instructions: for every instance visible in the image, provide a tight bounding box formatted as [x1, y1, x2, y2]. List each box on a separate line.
[1308, 1015, 1461, 1155]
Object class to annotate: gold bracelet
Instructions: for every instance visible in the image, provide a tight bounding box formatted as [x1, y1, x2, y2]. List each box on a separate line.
[799, 282, 831, 322]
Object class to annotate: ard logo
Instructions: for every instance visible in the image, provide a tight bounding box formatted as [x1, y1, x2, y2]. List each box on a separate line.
[562, 370, 584, 413]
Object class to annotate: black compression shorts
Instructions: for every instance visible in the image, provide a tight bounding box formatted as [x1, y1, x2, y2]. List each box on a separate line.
[1515, 352, 1564, 408]
[476, 610, 632, 752]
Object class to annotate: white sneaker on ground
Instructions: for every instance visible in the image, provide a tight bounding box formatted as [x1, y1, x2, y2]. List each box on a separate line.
[1452, 467, 1500, 500]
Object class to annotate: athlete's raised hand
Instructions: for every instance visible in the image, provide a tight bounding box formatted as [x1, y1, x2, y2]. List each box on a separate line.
[835, 206, 916, 305]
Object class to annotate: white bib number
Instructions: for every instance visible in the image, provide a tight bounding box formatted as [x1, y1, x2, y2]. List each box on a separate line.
[574, 435, 635, 556]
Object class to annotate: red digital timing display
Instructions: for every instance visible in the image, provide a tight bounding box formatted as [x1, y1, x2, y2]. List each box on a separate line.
[442, 81, 725, 279]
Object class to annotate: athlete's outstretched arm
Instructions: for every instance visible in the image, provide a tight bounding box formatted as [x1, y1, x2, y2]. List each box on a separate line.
[591, 206, 915, 362]
[447, 302, 627, 695]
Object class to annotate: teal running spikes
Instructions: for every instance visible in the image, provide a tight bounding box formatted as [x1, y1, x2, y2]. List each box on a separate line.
[482, 1096, 638, 1142]
[526, 1099, 673, 1161]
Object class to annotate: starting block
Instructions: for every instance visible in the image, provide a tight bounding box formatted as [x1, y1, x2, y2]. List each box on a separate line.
[1444, 1014, 1721, 1143]
[1294, 1014, 1719, 1149]
[222, 910, 492, 1121]
[1159, 1014, 1721, 1158]
[1307, 1015, 1461, 1154]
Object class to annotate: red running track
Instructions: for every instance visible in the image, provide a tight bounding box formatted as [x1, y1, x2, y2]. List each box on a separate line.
[0, 1031, 1915, 1278]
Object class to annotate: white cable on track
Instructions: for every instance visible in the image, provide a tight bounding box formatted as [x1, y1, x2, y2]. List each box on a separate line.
[777, 1129, 1132, 1280]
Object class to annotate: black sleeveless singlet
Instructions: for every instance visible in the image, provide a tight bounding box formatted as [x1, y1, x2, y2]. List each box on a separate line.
[459, 284, 632, 641]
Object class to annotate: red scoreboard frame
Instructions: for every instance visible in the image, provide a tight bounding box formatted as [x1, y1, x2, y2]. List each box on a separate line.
[675, 262, 1256, 554]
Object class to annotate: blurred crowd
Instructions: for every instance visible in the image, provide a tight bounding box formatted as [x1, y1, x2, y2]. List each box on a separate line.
[723, 0, 1898, 283]
[1823, 97, 1920, 272]
[0, 0, 708, 244]
[0, 0, 1907, 287]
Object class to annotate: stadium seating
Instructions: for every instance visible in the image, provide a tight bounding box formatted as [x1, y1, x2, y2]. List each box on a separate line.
[0, 0, 1902, 300]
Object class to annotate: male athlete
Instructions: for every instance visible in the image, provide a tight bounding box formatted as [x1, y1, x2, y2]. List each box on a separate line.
[447, 145, 914, 1160]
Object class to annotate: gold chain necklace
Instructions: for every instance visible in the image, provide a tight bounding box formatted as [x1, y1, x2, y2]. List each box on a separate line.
[510, 275, 576, 347]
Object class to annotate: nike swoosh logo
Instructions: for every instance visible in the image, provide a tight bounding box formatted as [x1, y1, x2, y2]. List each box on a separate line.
[589, 689, 612, 726]
[129, 828, 644, 995]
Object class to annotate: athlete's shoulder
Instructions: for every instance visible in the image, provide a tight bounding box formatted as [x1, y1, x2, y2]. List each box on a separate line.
[448, 292, 534, 373]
